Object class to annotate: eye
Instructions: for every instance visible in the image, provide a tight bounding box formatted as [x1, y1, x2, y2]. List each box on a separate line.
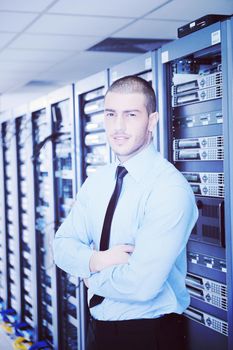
[127, 112, 136, 117]
[105, 112, 115, 117]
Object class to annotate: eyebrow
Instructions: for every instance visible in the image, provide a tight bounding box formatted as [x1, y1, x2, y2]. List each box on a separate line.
[104, 108, 115, 112]
[104, 108, 140, 113]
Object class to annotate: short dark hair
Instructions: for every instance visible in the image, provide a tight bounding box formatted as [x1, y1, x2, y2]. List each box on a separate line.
[105, 75, 156, 115]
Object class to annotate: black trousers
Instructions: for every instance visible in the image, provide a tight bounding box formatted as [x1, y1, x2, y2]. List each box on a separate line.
[86, 313, 185, 350]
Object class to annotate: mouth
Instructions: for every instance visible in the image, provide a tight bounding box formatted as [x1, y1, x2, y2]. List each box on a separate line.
[112, 134, 129, 139]
[112, 135, 130, 144]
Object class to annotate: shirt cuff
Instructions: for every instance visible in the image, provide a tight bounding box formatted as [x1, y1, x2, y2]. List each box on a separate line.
[78, 248, 95, 278]
[88, 266, 113, 295]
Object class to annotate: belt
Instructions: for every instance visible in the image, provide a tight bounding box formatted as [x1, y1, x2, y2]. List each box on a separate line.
[90, 315, 167, 332]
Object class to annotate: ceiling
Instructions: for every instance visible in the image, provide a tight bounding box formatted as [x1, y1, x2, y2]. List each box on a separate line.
[0, 0, 232, 111]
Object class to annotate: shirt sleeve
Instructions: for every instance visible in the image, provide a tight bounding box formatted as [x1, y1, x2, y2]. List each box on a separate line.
[88, 185, 198, 302]
[53, 179, 93, 278]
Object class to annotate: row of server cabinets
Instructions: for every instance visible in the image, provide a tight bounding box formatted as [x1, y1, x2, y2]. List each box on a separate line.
[0, 15, 232, 350]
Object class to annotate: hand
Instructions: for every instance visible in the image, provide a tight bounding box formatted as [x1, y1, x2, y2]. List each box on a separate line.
[89, 244, 134, 273]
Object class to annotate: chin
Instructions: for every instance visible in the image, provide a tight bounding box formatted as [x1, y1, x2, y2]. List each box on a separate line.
[117, 148, 136, 161]
[114, 145, 130, 153]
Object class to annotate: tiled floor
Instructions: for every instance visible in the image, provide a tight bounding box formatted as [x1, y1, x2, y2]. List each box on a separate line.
[0, 329, 14, 350]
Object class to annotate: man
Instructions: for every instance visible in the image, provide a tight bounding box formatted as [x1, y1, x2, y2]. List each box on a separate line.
[53, 76, 198, 350]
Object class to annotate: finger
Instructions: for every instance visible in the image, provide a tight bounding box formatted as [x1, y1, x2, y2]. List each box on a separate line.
[121, 244, 134, 253]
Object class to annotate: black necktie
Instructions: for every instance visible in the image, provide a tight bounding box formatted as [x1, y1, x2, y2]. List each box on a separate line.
[89, 166, 128, 308]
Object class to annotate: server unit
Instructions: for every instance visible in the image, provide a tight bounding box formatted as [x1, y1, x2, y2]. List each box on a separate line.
[30, 97, 56, 349]
[48, 86, 81, 350]
[0, 114, 21, 334]
[0, 109, 39, 348]
[158, 17, 233, 350]
[0, 87, 79, 349]
[14, 105, 38, 345]
[75, 70, 110, 183]
[0, 115, 7, 316]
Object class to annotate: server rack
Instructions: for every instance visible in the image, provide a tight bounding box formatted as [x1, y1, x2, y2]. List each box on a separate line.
[75, 70, 110, 182]
[0, 115, 7, 315]
[0, 113, 21, 333]
[0, 108, 39, 348]
[13, 105, 38, 345]
[30, 97, 56, 349]
[48, 86, 80, 350]
[74, 70, 110, 349]
[110, 51, 153, 83]
[158, 17, 233, 350]
[222, 16, 233, 350]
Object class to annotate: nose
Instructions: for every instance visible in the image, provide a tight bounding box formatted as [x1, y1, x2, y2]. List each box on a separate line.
[114, 114, 125, 131]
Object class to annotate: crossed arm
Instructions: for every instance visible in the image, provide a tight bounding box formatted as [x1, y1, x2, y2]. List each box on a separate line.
[54, 183, 197, 301]
[53, 182, 135, 280]
[84, 244, 134, 287]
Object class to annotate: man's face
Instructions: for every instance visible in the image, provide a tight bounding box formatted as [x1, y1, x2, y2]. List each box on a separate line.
[104, 91, 158, 162]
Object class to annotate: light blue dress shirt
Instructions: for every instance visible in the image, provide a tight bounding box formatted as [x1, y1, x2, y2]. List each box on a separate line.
[53, 143, 198, 321]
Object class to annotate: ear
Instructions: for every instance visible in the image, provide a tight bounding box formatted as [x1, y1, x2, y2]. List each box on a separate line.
[148, 112, 159, 132]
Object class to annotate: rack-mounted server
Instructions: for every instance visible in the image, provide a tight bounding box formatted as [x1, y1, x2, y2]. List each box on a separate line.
[159, 17, 233, 350]
[49, 86, 80, 350]
[31, 98, 56, 350]
[14, 108, 38, 344]
[75, 71, 110, 184]
[1, 118, 21, 330]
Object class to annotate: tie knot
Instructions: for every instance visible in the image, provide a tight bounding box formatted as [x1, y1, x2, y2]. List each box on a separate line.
[116, 166, 128, 180]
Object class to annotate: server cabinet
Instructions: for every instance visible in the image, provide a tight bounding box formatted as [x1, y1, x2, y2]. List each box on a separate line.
[30, 97, 56, 349]
[74, 71, 110, 349]
[0, 113, 21, 331]
[48, 86, 79, 350]
[158, 17, 233, 350]
[0, 106, 40, 348]
[109, 51, 159, 149]
[13, 105, 38, 344]
[110, 51, 154, 83]
[0, 117, 7, 314]
[75, 70, 110, 183]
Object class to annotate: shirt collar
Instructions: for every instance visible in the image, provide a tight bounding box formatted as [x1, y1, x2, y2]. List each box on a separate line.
[115, 142, 160, 182]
